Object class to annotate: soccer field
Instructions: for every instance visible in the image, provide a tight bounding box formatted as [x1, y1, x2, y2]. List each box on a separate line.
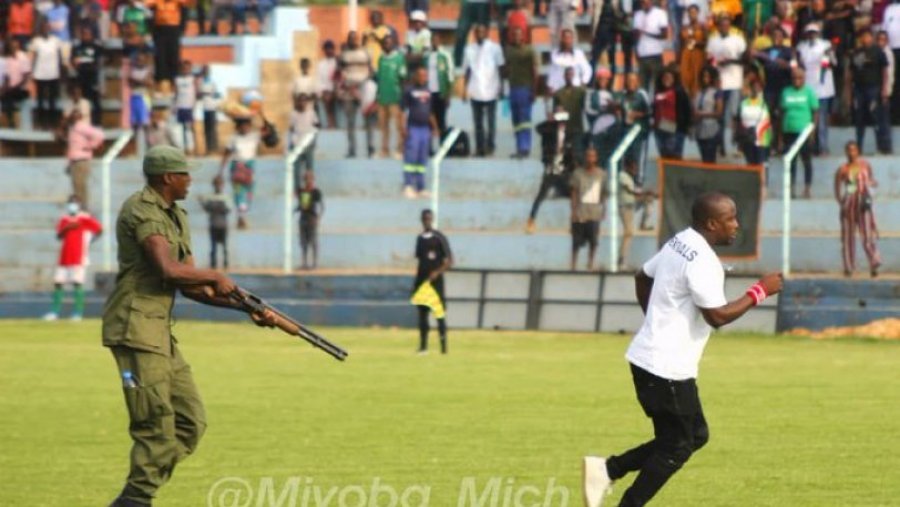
[0, 321, 897, 507]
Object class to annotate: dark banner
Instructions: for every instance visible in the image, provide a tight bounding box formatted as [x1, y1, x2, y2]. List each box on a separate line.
[657, 160, 763, 259]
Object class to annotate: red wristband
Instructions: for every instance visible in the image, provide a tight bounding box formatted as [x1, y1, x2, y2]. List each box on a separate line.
[746, 283, 767, 306]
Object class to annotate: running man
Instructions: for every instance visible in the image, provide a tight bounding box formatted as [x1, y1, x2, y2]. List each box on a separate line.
[583, 192, 784, 507]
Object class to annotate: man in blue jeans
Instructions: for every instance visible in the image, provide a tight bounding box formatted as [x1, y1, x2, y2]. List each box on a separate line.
[504, 26, 537, 158]
[402, 67, 439, 198]
[463, 24, 505, 157]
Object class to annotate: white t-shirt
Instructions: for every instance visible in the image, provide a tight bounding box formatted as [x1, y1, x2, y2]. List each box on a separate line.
[884, 4, 900, 49]
[228, 131, 261, 162]
[199, 78, 220, 111]
[30, 35, 64, 81]
[633, 7, 668, 57]
[292, 75, 317, 98]
[174, 75, 197, 110]
[546, 48, 593, 93]
[289, 108, 317, 148]
[706, 32, 747, 91]
[796, 38, 835, 99]
[463, 40, 505, 102]
[626, 227, 728, 380]
[316, 58, 337, 94]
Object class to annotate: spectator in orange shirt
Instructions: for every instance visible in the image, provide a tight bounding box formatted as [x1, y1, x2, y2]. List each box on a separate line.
[145, 0, 186, 85]
[8, 0, 35, 48]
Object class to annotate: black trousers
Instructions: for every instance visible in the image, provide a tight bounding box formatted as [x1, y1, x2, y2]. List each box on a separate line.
[471, 99, 497, 155]
[431, 94, 448, 134]
[529, 172, 570, 220]
[414, 275, 447, 353]
[203, 111, 218, 153]
[35, 79, 60, 128]
[606, 364, 709, 507]
[77, 71, 102, 126]
[153, 25, 182, 82]
[210, 228, 228, 269]
[783, 132, 813, 187]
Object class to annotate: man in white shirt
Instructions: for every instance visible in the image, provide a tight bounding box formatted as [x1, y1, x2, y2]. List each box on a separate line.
[796, 23, 835, 154]
[706, 15, 747, 154]
[632, 0, 668, 93]
[582, 192, 783, 507]
[547, 28, 593, 94]
[463, 23, 505, 156]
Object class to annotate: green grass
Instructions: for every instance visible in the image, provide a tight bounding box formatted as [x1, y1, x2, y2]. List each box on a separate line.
[0, 320, 898, 506]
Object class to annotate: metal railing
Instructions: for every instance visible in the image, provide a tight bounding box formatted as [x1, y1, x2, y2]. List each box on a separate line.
[283, 132, 317, 273]
[430, 128, 462, 228]
[606, 124, 643, 273]
[101, 131, 135, 271]
[781, 123, 814, 277]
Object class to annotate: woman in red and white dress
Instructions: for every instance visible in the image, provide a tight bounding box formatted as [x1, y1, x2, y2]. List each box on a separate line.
[834, 141, 882, 277]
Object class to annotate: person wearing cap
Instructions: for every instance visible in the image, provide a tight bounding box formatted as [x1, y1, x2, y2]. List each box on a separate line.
[102, 145, 276, 506]
[796, 22, 835, 155]
[406, 10, 432, 66]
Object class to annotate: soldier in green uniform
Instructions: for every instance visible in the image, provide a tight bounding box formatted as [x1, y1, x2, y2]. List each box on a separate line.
[103, 145, 274, 507]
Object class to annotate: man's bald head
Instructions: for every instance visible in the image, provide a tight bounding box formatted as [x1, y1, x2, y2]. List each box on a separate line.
[691, 192, 740, 246]
[691, 192, 734, 227]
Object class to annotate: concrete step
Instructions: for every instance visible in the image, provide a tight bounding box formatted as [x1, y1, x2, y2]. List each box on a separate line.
[2, 230, 897, 286]
[3, 152, 900, 204]
[5, 194, 898, 236]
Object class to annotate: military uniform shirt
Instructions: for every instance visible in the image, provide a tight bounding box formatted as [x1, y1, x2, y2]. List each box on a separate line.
[102, 186, 192, 356]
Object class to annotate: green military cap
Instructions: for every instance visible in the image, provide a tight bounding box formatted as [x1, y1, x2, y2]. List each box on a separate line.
[143, 145, 197, 175]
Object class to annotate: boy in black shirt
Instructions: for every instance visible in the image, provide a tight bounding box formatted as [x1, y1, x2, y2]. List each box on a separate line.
[199, 179, 231, 269]
[71, 26, 103, 126]
[414, 209, 453, 354]
[297, 170, 324, 270]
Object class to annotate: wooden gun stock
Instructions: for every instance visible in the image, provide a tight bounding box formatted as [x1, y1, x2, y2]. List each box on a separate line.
[218, 287, 349, 361]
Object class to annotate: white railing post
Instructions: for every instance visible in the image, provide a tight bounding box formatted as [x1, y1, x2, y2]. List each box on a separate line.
[606, 125, 643, 273]
[431, 128, 461, 228]
[101, 131, 134, 271]
[283, 132, 317, 273]
[781, 123, 814, 277]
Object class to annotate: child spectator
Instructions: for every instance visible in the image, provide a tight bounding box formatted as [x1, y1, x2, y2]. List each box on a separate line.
[617, 160, 656, 269]
[292, 57, 316, 99]
[174, 60, 198, 154]
[296, 170, 324, 271]
[71, 25, 104, 126]
[402, 66, 438, 198]
[526, 107, 575, 234]
[289, 93, 319, 191]
[199, 179, 231, 269]
[1, 38, 32, 127]
[146, 103, 177, 147]
[63, 107, 104, 209]
[406, 10, 432, 68]
[129, 51, 153, 141]
[216, 114, 274, 229]
[569, 146, 606, 271]
[376, 34, 407, 159]
[30, 19, 65, 129]
[63, 82, 92, 125]
[316, 40, 338, 129]
[426, 33, 454, 136]
[43, 197, 102, 322]
[198, 65, 221, 153]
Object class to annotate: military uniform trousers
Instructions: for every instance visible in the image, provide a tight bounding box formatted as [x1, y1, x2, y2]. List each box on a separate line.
[111, 340, 207, 502]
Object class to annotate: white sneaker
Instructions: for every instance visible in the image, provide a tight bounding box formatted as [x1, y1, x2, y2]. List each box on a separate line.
[583, 456, 612, 507]
[42, 312, 58, 321]
[403, 186, 417, 199]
